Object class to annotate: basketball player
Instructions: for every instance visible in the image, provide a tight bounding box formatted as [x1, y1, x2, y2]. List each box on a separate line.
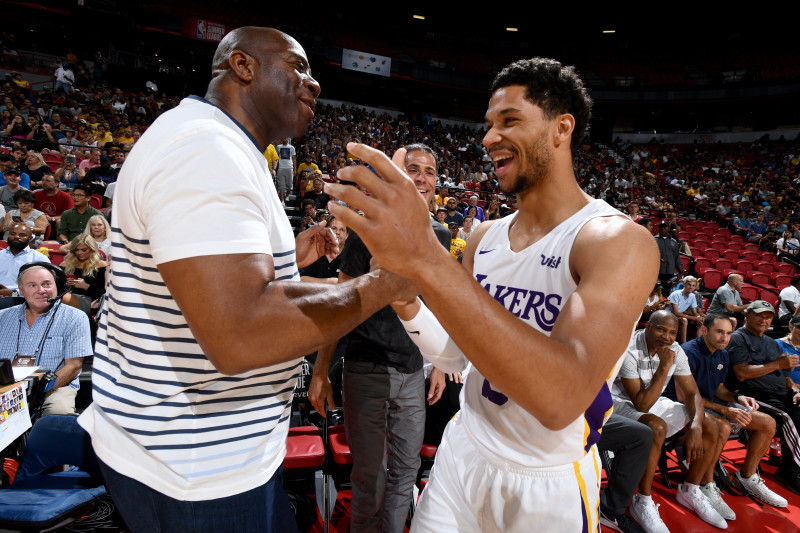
[326, 58, 659, 531]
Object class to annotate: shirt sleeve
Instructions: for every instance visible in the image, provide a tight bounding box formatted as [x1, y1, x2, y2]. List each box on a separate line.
[618, 349, 640, 379]
[135, 128, 278, 264]
[62, 308, 92, 359]
[674, 345, 692, 376]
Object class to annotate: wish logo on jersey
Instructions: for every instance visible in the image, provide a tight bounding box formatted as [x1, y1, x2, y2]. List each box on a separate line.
[475, 273, 563, 331]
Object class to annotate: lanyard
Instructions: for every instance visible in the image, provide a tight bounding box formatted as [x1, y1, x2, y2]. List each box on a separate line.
[15, 301, 61, 366]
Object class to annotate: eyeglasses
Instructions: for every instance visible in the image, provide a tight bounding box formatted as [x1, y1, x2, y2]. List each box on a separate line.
[71, 193, 87, 198]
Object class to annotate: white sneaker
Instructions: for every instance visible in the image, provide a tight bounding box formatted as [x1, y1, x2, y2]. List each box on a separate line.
[699, 483, 735, 520]
[676, 483, 727, 529]
[628, 494, 670, 533]
[734, 471, 788, 508]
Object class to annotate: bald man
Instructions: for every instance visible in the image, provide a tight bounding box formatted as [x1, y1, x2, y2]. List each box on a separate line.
[78, 27, 412, 532]
[707, 274, 748, 328]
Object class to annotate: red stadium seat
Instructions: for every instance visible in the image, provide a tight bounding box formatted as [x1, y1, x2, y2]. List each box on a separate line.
[744, 243, 760, 253]
[756, 261, 775, 274]
[774, 274, 792, 289]
[740, 251, 759, 262]
[328, 425, 352, 465]
[678, 231, 691, 241]
[739, 284, 758, 302]
[729, 235, 745, 244]
[714, 259, 733, 272]
[723, 269, 746, 279]
[727, 243, 744, 252]
[694, 257, 713, 276]
[701, 268, 723, 290]
[759, 288, 780, 308]
[284, 426, 325, 470]
[703, 248, 721, 262]
[689, 247, 702, 258]
[710, 242, 726, 251]
[721, 250, 739, 261]
[759, 252, 778, 264]
[680, 255, 692, 273]
[736, 260, 755, 273]
[749, 272, 771, 285]
[89, 194, 103, 209]
[776, 262, 796, 276]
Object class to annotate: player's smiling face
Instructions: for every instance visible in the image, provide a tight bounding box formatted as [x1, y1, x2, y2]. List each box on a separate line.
[483, 85, 554, 195]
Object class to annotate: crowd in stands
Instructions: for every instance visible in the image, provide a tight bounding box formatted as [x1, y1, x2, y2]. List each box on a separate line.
[1, 63, 800, 531]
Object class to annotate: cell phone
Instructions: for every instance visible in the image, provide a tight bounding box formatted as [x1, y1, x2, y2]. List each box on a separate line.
[67, 274, 76, 280]
[66, 155, 76, 165]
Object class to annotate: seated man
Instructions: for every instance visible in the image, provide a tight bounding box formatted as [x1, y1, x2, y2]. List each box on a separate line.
[0, 223, 50, 298]
[726, 300, 800, 494]
[57, 184, 102, 243]
[777, 276, 800, 328]
[0, 264, 91, 415]
[669, 276, 705, 343]
[665, 314, 786, 507]
[612, 310, 729, 531]
[706, 274, 748, 328]
[34, 172, 73, 225]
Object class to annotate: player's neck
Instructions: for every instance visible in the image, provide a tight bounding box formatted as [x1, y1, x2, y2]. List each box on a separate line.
[513, 168, 589, 236]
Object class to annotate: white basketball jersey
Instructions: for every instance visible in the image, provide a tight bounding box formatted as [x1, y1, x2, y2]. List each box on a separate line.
[462, 199, 626, 467]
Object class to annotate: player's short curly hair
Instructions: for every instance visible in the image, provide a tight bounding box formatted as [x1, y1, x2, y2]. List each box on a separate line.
[491, 58, 592, 154]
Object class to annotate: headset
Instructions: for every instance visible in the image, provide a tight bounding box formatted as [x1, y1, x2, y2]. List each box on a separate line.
[16, 262, 68, 302]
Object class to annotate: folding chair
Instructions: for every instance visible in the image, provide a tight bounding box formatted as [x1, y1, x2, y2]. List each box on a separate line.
[0, 416, 106, 531]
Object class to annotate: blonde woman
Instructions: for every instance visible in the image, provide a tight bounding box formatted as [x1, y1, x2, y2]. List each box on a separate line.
[62, 234, 108, 315]
[83, 214, 112, 259]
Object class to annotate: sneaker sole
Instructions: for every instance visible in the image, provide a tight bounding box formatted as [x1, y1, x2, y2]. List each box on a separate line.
[676, 491, 728, 529]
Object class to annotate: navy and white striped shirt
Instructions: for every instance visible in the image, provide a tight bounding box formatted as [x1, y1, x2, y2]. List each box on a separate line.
[79, 97, 301, 501]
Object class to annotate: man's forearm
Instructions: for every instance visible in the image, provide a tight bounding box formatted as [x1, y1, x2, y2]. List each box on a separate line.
[53, 358, 83, 389]
[162, 259, 410, 376]
[631, 368, 672, 413]
[733, 361, 781, 381]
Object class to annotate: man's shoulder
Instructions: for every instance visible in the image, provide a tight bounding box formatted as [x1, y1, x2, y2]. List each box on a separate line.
[0, 303, 23, 321]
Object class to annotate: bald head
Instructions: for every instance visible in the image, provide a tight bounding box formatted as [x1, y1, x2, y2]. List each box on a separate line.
[205, 26, 319, 148]
[211, 27, 294, 78]
[727, 273, 743, 290]
[8, 222, 31, 237]
[649, 309, 678, 328]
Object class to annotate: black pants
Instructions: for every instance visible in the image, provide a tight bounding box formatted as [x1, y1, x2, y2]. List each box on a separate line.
[597, 414, 653, 515]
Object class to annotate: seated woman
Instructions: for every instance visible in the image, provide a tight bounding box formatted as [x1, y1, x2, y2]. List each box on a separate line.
[1, 189, 48, 247]
[61, 234, 108, 316]
[58, 214, 112, 258]
[299, 215, 348, 284]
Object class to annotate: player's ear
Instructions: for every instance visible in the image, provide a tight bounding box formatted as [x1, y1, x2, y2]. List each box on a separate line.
[553, 113, 575, 148]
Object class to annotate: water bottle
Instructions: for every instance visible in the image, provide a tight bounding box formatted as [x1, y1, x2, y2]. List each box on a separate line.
[729, 406, 752, 434]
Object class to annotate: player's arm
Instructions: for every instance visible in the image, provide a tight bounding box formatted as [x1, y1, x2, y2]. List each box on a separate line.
[159, 256, 410, 375]
[327, 145, 659, 430]
[390, 221, 496, 373]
